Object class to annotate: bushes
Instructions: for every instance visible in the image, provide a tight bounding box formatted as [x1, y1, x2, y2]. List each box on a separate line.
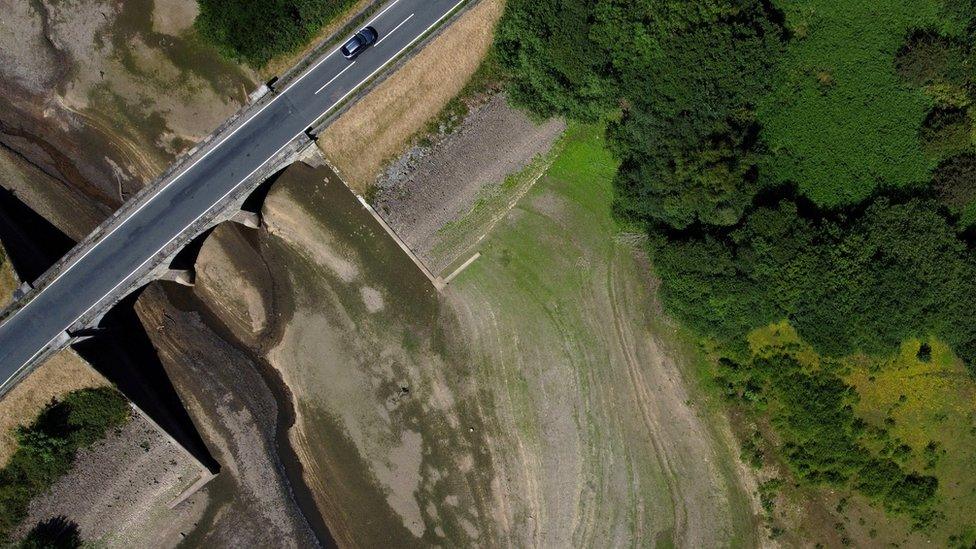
[496, 0, 784, 228]
[195, 0, 357, 66]
[920, 106, 972, 155]
[895, 30, 971, 89]
[722, 354, 939, 525]
[0, 388, 130, 542]
[757, 0, 943, 208]
[494, 0, 613, 121]
[933, 153, 976, 226]
[652, 198, 976, 368]
[606, 2, 783, 228]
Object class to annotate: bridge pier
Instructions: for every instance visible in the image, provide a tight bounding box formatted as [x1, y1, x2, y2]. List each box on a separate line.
[229, 210, 262, 229]
[67, 326, 109, 342]
[12, 281, 31, 301]
[158, 269, 195, 287]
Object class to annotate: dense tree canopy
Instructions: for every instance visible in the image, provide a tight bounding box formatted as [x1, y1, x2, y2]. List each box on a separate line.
[497, 0, 976, 364]
[653, 198, 976, 362]
[497, 0, 784, 228]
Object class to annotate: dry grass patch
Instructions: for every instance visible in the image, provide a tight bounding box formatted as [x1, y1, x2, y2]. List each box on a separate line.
[0, 246, 17, 307]
[0, 350, 109, 465]
[318, 0, 505, 192]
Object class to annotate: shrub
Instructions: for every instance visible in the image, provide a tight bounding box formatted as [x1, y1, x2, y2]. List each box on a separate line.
[726, 354, 939, 523]
[933, 153, 976, 211]
[920, 106, 972, 155]
[895, 29, 971, 88]
[497, 0, 784, 229]
[196, 0, 357, 66]
[651, 197, 976, 369]
[917, 342, 933, 362]
[757, 0, 942, 208]
[0, 388, 129, 542]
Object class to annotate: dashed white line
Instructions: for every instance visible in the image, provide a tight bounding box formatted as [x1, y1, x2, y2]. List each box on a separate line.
[271, 0, 401, 95]
[376, 13, 414, 46]
[0, 0, 471, 388]
[365, 0, 401, 27]
[315, 61, 356, 95]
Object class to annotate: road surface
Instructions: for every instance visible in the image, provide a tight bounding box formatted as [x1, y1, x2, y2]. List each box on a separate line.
[0, 0, 466, 392]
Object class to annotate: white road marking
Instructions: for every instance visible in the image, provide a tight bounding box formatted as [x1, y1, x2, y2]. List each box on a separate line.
[281, 0, 401, 94]
[376, 13, 414, 46]
[0, 0, 409, 328]
[365, 0, 401, 27]
[0, 0, 470, 388]
[315, 61, 356, 95]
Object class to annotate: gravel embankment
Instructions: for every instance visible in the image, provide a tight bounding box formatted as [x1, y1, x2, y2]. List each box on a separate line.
[373, 94, 564, 271]
[14, 410, 206, 546]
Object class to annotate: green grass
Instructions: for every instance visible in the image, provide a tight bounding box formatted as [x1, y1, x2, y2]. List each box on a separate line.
[758, 0, 957, 207]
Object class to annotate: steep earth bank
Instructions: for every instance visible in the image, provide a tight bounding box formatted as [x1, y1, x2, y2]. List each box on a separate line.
[133, 284, 320, 547]
[0, 0, 254, 238]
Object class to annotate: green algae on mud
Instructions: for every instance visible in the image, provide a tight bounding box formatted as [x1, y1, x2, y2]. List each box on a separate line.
[113, 0, 254, 98]
[0, 0, 258, 239]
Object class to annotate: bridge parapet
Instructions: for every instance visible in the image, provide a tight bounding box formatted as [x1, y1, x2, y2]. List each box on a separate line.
[0, 84, 283, 329]
[0, 135, 312, 383]
[67, 135, 313, 340]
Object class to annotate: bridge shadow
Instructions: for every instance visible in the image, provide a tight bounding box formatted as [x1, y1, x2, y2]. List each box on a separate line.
[0, 187, 74, 283]
[0, 186, 218, 472]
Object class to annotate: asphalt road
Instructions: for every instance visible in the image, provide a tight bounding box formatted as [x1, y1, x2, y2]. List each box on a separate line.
[0, 0, 466, 392]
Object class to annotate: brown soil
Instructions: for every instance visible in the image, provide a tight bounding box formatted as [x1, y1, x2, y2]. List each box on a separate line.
[366, 114, 761, 544]
[193, 223, 275, 349]
[0, 0, 255, 238]
[187, 122, 760, 545]
[191, 162, 503, 546]
[318, 0, 507, 191]
[133, 284, 318, 547]
[439, 198, 758, 547]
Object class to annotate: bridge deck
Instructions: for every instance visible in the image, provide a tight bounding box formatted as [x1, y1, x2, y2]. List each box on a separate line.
[0, 0, 468, 394]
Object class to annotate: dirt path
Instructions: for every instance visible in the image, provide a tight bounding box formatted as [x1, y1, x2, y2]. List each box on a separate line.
[605, 251, 757, 546]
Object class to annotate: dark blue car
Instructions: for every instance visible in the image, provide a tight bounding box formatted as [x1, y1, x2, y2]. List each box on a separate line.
[341, 26, 379, 59]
